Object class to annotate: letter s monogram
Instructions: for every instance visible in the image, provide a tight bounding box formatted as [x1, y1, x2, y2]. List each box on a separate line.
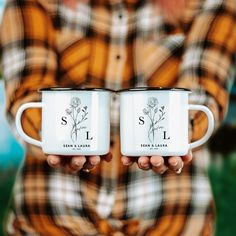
[139, 116, 145, 125]
[61, 116, 67, 125]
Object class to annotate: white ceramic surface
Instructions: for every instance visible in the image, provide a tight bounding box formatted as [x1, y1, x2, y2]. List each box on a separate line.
[119, 88, 214, 156]
[15, 88, 112, 155]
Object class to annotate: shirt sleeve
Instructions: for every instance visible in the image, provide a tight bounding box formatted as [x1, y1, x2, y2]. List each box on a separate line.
[0, 0, 57, 143]
[177, 0, 236, 144]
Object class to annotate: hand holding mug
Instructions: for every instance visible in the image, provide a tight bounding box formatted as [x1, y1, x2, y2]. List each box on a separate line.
[119, 88, 214, 174]
[15, 87, 113, 173]
[46, 152, 112, 174]
[121, 151, 192, 174]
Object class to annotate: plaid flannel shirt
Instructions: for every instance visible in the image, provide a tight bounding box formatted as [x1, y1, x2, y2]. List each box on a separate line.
[1, 0, 236, 235]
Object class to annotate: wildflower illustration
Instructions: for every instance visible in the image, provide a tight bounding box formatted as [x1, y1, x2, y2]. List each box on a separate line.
[65, 97, 88, 142]
[143, 97, 166, 142]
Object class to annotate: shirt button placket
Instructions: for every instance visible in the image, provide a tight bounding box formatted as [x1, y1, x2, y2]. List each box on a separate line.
[116, 10, 124, 61]
[105, 7, 128, 90]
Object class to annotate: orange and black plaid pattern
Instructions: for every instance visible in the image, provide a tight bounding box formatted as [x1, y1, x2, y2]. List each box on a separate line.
[1, 0, 236, 235]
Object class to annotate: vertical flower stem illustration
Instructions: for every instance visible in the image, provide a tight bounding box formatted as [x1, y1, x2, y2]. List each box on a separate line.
[65, 97, 88, 142]
[151, 107, 157, 141]
[143, 97, 165, 142]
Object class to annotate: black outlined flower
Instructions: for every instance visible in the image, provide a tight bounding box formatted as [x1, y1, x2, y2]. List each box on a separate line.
[143, 108, 149, 115]
[70, 97, 81, 108]
[143, 97, 165, 142]
[65, 97, 88, 142]
[147, 97, 158, 108]
[66, 108, 72, 115]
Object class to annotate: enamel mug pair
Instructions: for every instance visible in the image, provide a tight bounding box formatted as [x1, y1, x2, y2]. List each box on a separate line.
[15, 87, 214, 156]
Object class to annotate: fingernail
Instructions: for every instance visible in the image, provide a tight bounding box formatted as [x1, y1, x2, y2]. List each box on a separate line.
[124, 160, 132, 166]
[171, 161, 178, 167]
[90, 157, 100, 165]
[141, 162, 149, 169]
[49, 158, 57, 165]
[74, 161, 81, 167]
[153, 161, 162, 167]
[90, 160, 98, 166]
[176, 168, 182, 174]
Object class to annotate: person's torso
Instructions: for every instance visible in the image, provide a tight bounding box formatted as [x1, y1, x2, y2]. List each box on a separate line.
[8, 1, 214, 235]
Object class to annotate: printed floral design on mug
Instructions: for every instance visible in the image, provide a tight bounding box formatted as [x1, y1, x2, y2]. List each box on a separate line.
[143, 97, 166, 142]
[65, 97, 88, 142]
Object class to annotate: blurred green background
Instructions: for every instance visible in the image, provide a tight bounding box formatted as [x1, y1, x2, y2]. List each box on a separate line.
[0, 1, 236, 236]
[208, 83, 236, 236]
[0, 81, 25, 236]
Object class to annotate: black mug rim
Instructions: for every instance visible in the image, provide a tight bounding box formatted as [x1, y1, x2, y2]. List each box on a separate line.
[118, 87, 191, 92]
[39, 87, 191, 93]
[39, 87, 114, 92]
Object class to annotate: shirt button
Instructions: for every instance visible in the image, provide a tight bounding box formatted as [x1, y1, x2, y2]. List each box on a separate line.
[116, 55, 121, 60]
[119, 13, 123, 19]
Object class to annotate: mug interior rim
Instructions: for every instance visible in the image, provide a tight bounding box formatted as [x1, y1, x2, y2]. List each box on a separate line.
[39, 87, 114, 92]
[118, 87, 191, 92]
[39, 87, 191, 93]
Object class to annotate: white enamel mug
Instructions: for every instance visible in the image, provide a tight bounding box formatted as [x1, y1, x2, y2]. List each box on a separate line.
[15, 87, 112, 156]
[119, 87, 215, 156]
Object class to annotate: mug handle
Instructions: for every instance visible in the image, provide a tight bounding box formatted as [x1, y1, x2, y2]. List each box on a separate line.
[188, 104, 214, 150]
[15, 102, 43, 147]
